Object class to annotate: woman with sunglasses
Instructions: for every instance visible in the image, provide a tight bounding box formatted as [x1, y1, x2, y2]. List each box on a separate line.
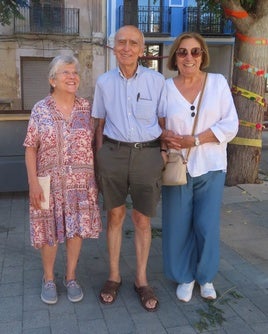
[161, 32, 238, 302]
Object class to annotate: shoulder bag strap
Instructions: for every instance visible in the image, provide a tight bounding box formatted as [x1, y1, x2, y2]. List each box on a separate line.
[184, 72, 208, 163]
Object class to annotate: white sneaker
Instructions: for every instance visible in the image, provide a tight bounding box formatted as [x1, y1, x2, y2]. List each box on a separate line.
[176, 281, 195, 302]
[200, 283, 217, 300]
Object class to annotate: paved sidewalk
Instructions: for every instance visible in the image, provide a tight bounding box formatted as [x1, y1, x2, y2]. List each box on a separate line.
[1, 135, 268, 333]
[1, 182, 268, 334]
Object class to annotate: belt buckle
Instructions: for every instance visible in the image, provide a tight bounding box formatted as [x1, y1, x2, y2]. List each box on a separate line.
[134, 142, 142, 149]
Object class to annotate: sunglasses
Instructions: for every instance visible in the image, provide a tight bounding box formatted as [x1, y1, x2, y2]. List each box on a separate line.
[176, 47, 203, 58]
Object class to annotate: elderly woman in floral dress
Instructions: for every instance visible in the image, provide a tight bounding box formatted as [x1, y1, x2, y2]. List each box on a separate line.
[24, 55, 102, 304]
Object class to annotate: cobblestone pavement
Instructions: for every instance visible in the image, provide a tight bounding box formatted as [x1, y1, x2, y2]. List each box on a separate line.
[0, 134, 268, 333]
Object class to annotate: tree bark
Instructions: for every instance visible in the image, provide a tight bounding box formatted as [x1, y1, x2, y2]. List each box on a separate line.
[123, 0, 138, 27]
[220, 0, 268, 185]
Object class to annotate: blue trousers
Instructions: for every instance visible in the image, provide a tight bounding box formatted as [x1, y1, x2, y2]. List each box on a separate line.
[162, 170, 226, 285]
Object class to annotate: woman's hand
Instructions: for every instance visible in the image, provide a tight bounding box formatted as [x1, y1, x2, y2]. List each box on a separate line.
[29, 181, 45, 210]
[161, 150, 169, 165]
[177, 135, 196, 149]
[164, 132, 196, 150]
[162, 130, 184, 150]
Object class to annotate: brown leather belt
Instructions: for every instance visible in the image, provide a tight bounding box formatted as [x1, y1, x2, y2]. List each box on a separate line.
[104, 136, 160, 149]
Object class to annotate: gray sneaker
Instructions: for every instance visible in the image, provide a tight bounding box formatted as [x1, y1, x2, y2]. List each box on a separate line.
[63, 278, 84, 302]
[41, 278, 58, 304]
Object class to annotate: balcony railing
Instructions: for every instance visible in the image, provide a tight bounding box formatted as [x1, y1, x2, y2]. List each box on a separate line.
[14, 6, 79, 35]
[119, 6, 171, 35]
[183, 7, 234, 36]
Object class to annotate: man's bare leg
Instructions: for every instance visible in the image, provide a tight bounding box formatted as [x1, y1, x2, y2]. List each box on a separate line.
[100, 205, 125, 303]
[132, 209, 157, 310]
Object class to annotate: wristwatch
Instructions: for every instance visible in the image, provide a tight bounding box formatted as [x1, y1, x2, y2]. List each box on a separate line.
[194, 135, 200, 146]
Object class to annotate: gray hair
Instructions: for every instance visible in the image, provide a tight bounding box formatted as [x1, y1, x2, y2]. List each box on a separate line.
[48, 55, 80, 93]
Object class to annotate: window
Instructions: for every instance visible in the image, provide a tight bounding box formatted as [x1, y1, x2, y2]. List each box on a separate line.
[138, 0, 160, 5]
[138, 0, 161, 33]
[169, 0, 184, 7]
[21, 58, 52, 110]
[30, 0, 64, 33]
[187, 0, 197, 6]
[141, 44, 162, 72]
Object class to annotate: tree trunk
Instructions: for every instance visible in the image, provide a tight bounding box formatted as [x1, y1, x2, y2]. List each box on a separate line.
[123, 0, 138, 27]
[221, 0, 268, 185]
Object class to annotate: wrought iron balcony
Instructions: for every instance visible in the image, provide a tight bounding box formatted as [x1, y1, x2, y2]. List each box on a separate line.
[14, 5, 79, 35]
[183, 7, 234, 36]
[119, 6, 171, 35]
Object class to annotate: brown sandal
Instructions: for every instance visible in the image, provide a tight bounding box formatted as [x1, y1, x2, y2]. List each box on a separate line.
[134, 284, 159, 312]
[99, 280, 122, 304]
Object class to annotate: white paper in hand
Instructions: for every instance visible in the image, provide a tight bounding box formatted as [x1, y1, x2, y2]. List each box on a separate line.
[37, 175, 50, 210]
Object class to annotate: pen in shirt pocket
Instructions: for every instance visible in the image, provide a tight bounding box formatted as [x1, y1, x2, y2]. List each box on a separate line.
[136, 93, 152, 102]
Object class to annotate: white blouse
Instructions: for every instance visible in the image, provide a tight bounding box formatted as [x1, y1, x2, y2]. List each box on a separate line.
[166, 73, 238, 177]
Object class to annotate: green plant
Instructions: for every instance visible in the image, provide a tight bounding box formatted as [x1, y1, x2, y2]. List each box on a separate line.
[195, 286, 243, 332]
[124, 227, 162, 239]
[125, 229, 134, 238]
[195, 301, 225, 332]
[151, 227, 162, 238]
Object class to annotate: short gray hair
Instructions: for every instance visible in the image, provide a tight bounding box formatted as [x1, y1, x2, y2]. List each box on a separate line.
[48, 55, 80, 93]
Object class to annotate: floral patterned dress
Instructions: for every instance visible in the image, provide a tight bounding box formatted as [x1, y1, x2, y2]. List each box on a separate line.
[24, 95, 102, 249]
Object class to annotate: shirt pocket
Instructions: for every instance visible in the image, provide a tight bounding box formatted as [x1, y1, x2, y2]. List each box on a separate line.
[134, 99, 155, 124]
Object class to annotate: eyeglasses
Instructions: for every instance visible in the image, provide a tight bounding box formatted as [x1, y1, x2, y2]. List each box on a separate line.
[176, 48, 203, 58]
[56, 71, 79, 77]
